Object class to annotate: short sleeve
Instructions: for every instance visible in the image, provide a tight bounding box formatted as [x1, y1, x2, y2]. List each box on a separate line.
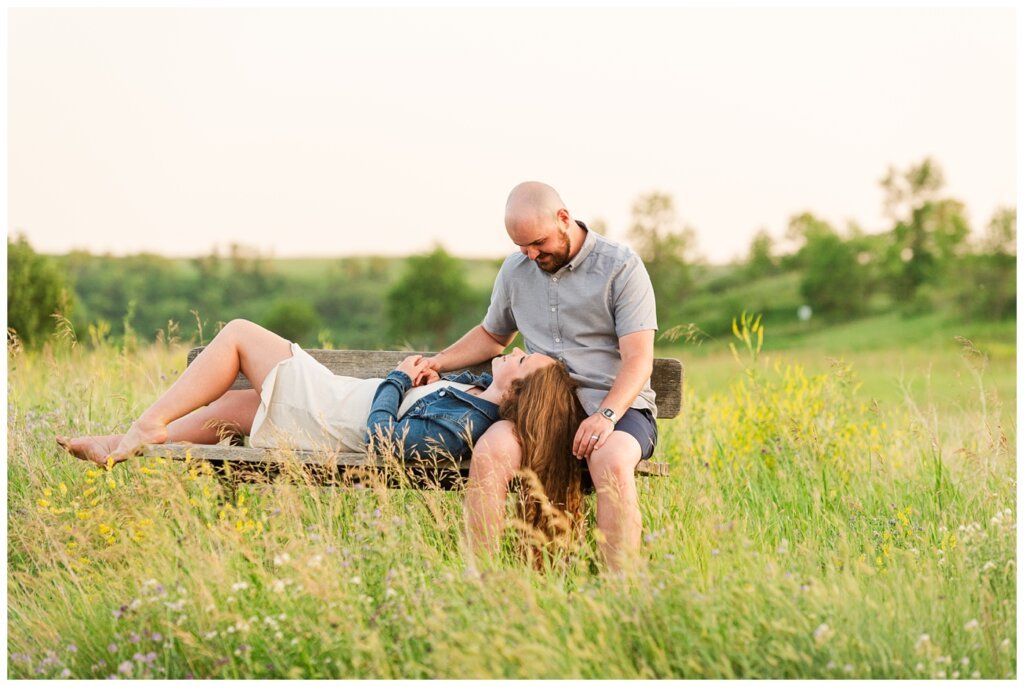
[611, 254, 658, 338]
[481, 256, 518, 337]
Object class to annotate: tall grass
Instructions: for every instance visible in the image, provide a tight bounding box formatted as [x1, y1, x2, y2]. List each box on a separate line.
[7, 322, 1016, 678]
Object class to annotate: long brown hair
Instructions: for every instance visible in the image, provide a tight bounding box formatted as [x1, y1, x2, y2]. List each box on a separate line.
[499, 361, 588, 566]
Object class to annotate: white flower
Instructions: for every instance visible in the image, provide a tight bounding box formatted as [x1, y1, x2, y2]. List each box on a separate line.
[963, 619, 979, 632]
[915, 634, 931, 652]
[308, 554, 323, 568]
[812, 623, 830, 644]
[271, 579, 288, 593]
[971, 672, 980, 679]
[349, 576, 362, 585]
[999, 638, 1011, 652]
[231, 581, 249, 592]
[960, 657, 970, 666]
[915, 663, 925, 672]
[385, 587, 397, 598]
[273, 553, 291, 566]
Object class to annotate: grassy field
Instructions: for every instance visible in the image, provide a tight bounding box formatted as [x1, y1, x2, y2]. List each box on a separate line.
[7, 316, 1016, 678]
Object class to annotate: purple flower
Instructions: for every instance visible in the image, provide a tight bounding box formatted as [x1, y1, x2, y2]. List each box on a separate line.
[149, 632, 162, 642]
[107, 643, 118, 654]
[67, 644, 78, 653]
[129, 632, 141, 644]
[118, 660, 133, 676]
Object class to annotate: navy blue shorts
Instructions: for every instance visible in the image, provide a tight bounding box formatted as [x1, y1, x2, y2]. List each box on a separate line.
[615, 408, 658, 460]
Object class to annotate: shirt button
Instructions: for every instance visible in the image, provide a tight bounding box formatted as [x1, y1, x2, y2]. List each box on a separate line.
[550, 307, 556, 312]
[555, 338, 561, 343]
[552, 277, 558, 282]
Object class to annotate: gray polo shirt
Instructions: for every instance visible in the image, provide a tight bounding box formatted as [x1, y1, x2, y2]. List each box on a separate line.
[482, 222, 658, 416]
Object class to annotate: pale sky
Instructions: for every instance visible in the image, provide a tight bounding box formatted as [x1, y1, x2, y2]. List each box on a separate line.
[7, 5, 1018, 263]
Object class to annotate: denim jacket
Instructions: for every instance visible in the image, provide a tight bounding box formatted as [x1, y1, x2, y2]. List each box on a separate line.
[364, 370, 500, 459]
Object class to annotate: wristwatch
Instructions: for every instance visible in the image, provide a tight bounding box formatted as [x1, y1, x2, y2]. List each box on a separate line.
[598, 407, 618, 425]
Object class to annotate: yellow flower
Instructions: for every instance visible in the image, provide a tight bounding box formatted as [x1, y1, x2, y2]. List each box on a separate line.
[98, 524, 112, 535]
[76, 510, 91, 520]
[59, 482, 68, 495]
[37, 499, 50, 509]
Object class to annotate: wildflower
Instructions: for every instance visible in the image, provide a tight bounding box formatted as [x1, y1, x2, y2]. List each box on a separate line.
[999, 638, 1010, 652]
[118, 661, 133, 676]
[812, 623, 831, 645]
[960, 657, 969, 666]
[915, 663, 925, 672]
[61, 668, 71, 678]
[385, 587, 397, 598]
[776, 539, 789, 554]
[67, 644, 78, 653]
[129, 632, 140, 644]
[108, 643, 118, 654]
[971, 672, 980, 679]
[271, 579, 288, 593]
[843, 664, 852, 674]
[349, 576, 362, 585]
[826, 661, 836, 670]
[963, 619, 979, 632]
[915, 634, 930, 653]
[273, 553, 291, 566]
[231, 581, 249, 592]
[150, 632, 162, 642]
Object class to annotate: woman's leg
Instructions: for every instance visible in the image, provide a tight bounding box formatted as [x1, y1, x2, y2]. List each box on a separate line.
[58, 390, 261, 463]
[106, 319, 291, 463]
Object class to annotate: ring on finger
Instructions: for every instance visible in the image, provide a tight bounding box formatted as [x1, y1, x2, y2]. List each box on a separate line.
[590, 434, 600, 442]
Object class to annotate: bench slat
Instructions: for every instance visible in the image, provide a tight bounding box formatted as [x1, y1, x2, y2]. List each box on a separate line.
[143, 442, 670, 477]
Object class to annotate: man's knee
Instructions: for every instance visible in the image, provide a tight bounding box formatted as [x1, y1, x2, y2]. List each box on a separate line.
[469, 420, 522, 481]
[587, 432, 642, 486]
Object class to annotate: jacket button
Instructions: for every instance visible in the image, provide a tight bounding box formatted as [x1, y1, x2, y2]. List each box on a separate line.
[439, 390, 446, 396]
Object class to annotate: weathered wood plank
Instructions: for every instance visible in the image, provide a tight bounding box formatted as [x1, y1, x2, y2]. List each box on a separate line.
[187, 347, 684, 418]
[142, 442, 670, 478]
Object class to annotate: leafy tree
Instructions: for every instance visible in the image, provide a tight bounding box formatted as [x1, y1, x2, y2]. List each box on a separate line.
[745, 228, 778, 278]
[955, 207, 1016, 320]
[796, 216, 869, 318]
[880, 158, 970, 301]
[7, 235, 73, 348]
[627, 192, 698, 324]
[262, 299, 321, 345]
[386, 246, 474, 350]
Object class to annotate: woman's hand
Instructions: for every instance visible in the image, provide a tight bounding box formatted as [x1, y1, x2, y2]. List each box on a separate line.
[396, 355, 439, 386]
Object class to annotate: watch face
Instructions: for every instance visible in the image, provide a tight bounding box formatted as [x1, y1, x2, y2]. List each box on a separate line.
[602, 409, 614, 419]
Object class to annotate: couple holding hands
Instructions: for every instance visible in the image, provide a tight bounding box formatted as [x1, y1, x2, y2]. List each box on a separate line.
[60, 181, 660, 569]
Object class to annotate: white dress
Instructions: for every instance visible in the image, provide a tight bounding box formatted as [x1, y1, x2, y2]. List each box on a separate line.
[248, 343, 474, 452]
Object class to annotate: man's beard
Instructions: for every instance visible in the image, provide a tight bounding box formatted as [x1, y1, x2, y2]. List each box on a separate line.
[534, 229, 571, 273]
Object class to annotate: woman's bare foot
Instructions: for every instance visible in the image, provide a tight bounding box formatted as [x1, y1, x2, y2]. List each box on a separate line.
[56, 435, 124, 464]
[107, 419, 169, 464]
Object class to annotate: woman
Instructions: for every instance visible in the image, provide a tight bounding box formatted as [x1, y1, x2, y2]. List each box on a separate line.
[58, 320, 586, 544]
[60, 318, 555, 459]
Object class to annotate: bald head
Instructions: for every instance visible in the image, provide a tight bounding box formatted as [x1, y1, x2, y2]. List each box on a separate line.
[505, 181, 567, 228]
[503, 181, 585, 273]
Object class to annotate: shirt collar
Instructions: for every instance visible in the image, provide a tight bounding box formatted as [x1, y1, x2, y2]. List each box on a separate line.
[565, 220, 597, 272]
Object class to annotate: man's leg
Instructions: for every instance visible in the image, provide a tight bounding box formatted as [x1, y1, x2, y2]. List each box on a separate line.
[586, 431, 643, 571]
[464, 420, 522, 559]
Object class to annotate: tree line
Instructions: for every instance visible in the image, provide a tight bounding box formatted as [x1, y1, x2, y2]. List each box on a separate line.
[8, 158, 1015, 352]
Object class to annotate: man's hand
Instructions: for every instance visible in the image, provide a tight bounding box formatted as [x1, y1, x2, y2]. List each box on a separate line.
[572, 412, 616, 460]
[395, 355, 437, 387]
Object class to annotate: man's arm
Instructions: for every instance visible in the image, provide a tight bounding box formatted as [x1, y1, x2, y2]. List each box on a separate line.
[426, 324, 516, 373]
[571, 329, 654, 459]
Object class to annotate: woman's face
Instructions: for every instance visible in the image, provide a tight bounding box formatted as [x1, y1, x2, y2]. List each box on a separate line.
[492, 347, 555, 385]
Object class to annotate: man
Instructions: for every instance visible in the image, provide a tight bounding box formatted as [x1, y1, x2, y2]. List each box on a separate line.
[426, 181, 658, 569]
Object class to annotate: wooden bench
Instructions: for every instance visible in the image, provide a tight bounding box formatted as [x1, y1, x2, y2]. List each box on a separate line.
[143, 349, 683, 490]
